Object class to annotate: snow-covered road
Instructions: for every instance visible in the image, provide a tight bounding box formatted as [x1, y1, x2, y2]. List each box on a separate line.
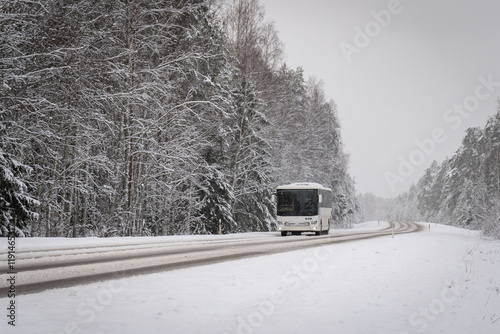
[1, 222, 499, 334]
[0, 222, 419, 295]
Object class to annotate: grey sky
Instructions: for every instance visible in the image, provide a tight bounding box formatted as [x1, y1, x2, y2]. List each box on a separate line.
[260, 0, 500, 197]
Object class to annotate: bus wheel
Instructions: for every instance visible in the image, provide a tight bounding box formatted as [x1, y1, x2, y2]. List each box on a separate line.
[315, 223, 322, 236]
[281, 231, 287, 236]
[323, 224, 330, 235]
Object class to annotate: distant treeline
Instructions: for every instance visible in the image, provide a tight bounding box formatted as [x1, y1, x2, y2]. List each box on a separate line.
[360, 104, 500, 238]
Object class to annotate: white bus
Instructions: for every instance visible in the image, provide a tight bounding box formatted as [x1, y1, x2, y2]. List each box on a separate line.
[273, 183, 333, 236]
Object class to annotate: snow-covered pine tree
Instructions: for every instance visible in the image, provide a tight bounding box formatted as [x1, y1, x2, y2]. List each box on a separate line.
[228, 78, 274, 232]
[452, 178, 489, 228]
[0, 147, 39, 236]
[266, 66, 309, 185]
[416, 160, 441, 220]
[7, 0, 121, 237]
[483, 198, 500, 238]
[303, 78, 358, 226]
[482, 107, 500, 198]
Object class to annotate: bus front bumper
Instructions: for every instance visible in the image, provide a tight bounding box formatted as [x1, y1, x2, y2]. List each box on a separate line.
[277, 221, 319, 232]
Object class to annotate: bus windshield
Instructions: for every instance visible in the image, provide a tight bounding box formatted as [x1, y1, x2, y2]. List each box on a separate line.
[277, 189, 318, 216]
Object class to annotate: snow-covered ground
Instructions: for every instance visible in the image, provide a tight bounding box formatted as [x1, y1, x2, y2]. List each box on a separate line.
[1, 222, 499, 334]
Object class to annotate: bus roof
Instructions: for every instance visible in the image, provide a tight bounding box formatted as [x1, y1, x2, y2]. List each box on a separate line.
[277, 182, 331, 191]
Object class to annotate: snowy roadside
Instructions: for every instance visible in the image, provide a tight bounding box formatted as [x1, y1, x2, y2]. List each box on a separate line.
[1, 222, 498, 334]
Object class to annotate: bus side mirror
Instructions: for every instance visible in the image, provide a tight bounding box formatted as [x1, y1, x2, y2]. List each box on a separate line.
[271, 194, 276, 203]
[318, 194, 323, 203]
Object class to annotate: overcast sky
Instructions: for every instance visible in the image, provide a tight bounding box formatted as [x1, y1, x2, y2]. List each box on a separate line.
[260, 0, 500, 198]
